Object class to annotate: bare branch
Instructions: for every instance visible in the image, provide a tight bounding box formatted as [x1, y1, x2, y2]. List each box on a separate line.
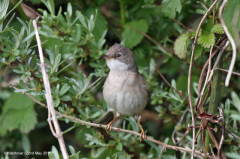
[33, 20, 69, 159]
[218, 103, 225, 158]
[215, 68, 240, 76]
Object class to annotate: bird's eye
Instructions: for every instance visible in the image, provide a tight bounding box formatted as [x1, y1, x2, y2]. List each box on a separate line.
[116, 53, 121, 58]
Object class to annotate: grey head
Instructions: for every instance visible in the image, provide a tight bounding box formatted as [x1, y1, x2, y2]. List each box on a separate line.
[101, 44, 138, 72]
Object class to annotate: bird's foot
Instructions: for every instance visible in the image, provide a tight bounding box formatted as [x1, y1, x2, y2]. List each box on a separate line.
[134, 115, 147, 142]
[140, 129, 147, 142]
[105, 116, 120, 134]
[106, 122, 113, 134]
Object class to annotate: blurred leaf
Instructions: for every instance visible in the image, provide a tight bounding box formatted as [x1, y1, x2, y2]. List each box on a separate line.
[211, 24, 224, 34]
[194, 44, 203, 60]
[198, 32, 215, 48]
[0, 93, 37, 135]
[174, 32, 190, 59]
[122, 19, 148, 49]
[225, 152, 240, 158]
[85, 8, 107, 40]
[59, 84, 70, 96]
[51, 146, 59, 159]
[22, 134, 31, 152]
[160, 0, 182, 19]
[222, 0, 240, 37]
[231, 91, 240, 112]
[115, 142, 123, 151]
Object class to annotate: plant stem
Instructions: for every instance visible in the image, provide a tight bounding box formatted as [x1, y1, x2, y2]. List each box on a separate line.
[204, 53, 223, 155]
[120, 1, 126, 29]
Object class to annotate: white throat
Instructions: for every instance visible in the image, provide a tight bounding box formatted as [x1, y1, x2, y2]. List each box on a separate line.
[106, 59, 128, 71]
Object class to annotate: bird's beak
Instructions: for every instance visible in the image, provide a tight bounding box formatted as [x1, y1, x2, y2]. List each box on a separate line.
[100, 55, 111, 59]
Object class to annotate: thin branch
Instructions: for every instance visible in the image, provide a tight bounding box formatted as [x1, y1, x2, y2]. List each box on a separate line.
[128, 26, 174, 54]
[149, 62, 188, 104]
[196, 37, 228, 112]
[197, 41, 229, 112]
[33, 20, 69, 159]
[173, 19, 188, 30]
[218, 0, 237, 86]
[10, 84, 214, 159]
[209, 144, 216, 159]
[215, 68, 240, 76]
[172, 108, 188, 145]
[197, 45, 214, 112]
[188, 1, 219, 158]
[218, 103, 225, 158]
[215, 123, 240, 141]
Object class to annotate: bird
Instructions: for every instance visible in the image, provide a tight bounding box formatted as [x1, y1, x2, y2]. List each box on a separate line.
[99, 44, 148, 141]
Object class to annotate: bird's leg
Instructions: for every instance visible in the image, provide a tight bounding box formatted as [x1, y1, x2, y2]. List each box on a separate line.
[106, 112, 120, 134]
[134, 115, 147, 142]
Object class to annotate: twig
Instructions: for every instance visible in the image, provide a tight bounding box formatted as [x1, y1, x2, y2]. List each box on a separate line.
[209, 144, 216, 159]
[173, 19, 188, 30]
[215, 123, 240, 141]
[149, 62, 188, 104]
[172, 108, 188, 145]
[128, 26, 174, 53]
[218, 0, 237, 86]
[10, 84, 214, 159]
[188, 1, 219, 158]
[218, 103, 225, 158]
[197, 45, 214, 112]
[215, 68, 240, 76]
[33, 20, 69, 159]
[196, 37, 228, 112]
[197, 41, 229, 112]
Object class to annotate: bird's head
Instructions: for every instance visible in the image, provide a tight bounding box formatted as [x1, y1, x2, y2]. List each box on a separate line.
[101, 44, 137, 72]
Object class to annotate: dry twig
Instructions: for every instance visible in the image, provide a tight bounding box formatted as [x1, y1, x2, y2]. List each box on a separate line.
[33, 20, 69, 159]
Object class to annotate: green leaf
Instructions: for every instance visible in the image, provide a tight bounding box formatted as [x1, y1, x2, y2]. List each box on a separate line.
[225, 152, 240, 159]
[60, 95, 71, 101]
[115, 142, 123, 151]
[174, 32, 190, 59]
[211, 24, 224, 34]
[22, 134, 31, 152]
[231, 91, 240, 112]
[160, 0, 182, 19]
[59, 84, 70, 96]
[85, 8, 107, 40]
[194, 44, 203, 60]
[222, 0, 240, 38]
[122, 19, 148, 49]
[9, 55, 16, 62]
[54, 97, 60, 107]
[51, 146, 59, 159]
[0, 106, 37, 134]
[68, 145, 76, 155]
[197, 32, 215, 48]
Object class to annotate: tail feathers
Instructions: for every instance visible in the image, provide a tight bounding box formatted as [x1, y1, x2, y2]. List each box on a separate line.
[93, 108, 123, 128]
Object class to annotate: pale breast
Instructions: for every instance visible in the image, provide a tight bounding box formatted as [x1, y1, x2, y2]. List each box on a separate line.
[103, 70, 148, 116]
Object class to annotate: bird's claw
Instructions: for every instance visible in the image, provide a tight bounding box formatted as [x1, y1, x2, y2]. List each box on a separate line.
[106, 123, 113, 134]
[140, 130, 147, 142]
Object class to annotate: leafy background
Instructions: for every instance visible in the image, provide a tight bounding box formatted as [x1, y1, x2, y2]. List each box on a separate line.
[0, 0, 240, 158]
